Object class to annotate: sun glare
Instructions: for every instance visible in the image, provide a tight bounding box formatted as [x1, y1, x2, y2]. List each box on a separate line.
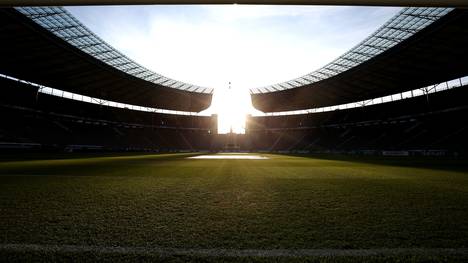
[215, 83, 247, 134]
[202, 82, 261, 134]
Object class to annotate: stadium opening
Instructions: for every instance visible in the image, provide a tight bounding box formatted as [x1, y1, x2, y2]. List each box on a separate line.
[1, 1, 468, 262]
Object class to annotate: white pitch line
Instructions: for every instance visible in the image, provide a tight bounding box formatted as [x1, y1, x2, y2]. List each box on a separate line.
[0, 244, 468, 257]
[217, 152, 250, 154]
[188, 155, 269, 159]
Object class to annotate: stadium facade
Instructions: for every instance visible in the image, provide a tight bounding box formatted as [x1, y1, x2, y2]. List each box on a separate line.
[1, 6, 468, 155]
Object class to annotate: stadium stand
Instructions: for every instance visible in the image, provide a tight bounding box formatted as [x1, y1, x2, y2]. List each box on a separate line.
[247, 86, 468, 155]
[0, 77, 213, 152]
[1, 75, 467, 155]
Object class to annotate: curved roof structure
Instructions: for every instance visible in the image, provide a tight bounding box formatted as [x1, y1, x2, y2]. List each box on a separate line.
[250, 7, 452, 94]
[252, 8, 468, 112]
[0, 7, 212, 112]
[17, 7, 213, 94]
[2, 5, 466, 114]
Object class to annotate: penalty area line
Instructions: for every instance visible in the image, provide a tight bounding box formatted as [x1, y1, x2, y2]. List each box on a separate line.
[0, 244, 468, 257]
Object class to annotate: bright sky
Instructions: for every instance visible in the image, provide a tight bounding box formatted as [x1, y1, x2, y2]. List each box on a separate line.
[66, 5, 401, 134]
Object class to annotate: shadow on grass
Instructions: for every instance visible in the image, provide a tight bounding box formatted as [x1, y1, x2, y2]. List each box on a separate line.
[0, 152, 205, 162]
[278, 153, 468, 173]
[0, 152, 205, 176]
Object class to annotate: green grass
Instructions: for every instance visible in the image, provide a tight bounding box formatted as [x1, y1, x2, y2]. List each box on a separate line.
[0, 153, 467, 262]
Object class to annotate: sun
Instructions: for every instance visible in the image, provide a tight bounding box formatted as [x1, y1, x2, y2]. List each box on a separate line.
[204, 82, 261, 134]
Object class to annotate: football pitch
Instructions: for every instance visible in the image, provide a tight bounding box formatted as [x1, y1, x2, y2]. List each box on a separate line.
[0, 153, 467, 262]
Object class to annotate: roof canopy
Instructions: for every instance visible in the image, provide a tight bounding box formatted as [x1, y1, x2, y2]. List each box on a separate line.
[0, 8, 212, 112]
[252, 8, 468, 112]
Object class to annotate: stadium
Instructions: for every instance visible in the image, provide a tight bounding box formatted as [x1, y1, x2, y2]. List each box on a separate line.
[0, 1, 468, 262]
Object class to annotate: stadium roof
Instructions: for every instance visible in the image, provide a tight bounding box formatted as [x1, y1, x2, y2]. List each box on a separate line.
[250, 7, 452, 94]
[2, 5, 467, 113]
[252, 8, 468, 112]
[0, 7, 212, 112]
